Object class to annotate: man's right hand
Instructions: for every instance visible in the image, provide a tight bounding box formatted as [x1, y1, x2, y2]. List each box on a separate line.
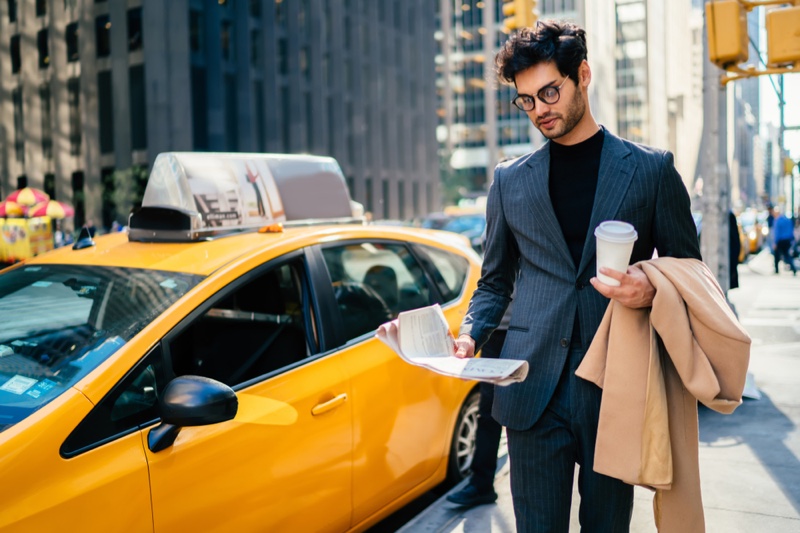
[454, 334, 476, 359]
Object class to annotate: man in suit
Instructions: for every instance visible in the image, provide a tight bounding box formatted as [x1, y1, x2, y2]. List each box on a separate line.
[453, 21, 701, 532]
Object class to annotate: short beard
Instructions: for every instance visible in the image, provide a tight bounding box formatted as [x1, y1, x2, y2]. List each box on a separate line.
[537, 84, 586, 140]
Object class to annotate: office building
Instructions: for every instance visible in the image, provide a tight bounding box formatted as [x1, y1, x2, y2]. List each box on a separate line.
[0, 0, 440, 228]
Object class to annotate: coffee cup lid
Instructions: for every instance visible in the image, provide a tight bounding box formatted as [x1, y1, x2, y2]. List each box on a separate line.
[594, 221, 638, 243]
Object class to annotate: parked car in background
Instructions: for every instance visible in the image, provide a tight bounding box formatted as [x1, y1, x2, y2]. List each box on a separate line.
[414, 203, 487, 255]
[0, 153, 483, 532]
[738, 209, 767, 255]
[441, 213, 486, 254]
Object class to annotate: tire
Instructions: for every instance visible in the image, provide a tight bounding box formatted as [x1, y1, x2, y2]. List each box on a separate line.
[446, 388, 481, 484]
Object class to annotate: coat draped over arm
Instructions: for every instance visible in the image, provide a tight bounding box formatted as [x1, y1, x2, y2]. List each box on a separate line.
[576, 257, 751, 533]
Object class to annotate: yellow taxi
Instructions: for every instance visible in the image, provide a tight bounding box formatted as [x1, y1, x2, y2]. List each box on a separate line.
[0, 153, 482, 532]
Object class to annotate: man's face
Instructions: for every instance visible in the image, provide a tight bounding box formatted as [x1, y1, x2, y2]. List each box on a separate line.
[514, 61, 588, 143]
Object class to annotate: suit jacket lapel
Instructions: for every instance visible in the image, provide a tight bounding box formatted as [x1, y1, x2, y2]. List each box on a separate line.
[576, 131, 635, 278]
[522, 146, 575, 270]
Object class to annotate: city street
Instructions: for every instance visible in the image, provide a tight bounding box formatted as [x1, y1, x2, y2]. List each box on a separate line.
[399, 249, 800, 532]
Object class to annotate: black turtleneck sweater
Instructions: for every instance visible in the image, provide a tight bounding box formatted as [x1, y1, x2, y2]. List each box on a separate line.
[548, 128, 605, 269]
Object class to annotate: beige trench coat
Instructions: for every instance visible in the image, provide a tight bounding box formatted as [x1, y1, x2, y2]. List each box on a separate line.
[576, 258, 751, 532]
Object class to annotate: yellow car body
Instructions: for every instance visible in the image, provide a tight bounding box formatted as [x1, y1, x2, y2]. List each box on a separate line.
[0, 222, 482, 532]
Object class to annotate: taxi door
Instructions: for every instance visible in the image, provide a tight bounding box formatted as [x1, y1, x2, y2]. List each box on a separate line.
[312, 241, 461, 526]
[145, 256, 354, 532]
[145, 354, 353, 533]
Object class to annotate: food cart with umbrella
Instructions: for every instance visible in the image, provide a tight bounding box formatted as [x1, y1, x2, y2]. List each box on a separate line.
[28, 200, 76, 219]
[0, 200, 25, 218]
[0, 189, 74, 265]
[6, 187, 50, 207]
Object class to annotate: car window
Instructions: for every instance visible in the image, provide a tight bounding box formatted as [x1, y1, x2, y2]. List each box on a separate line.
[61, 344, 167, 457]
[167, 259, 313, 388]
[321, 242, 433, 343]
[414, 244, 470, 303]
[0, 265, 202, 432]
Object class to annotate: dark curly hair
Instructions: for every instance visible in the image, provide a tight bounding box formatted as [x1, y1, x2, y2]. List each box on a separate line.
[495, 20, 588, 86]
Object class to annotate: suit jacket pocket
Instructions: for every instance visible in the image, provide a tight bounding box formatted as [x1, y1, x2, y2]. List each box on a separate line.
[507, 324, 529, 332]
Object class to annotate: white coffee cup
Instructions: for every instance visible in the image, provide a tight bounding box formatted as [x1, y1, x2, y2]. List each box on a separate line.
[594, 221, 638, 286]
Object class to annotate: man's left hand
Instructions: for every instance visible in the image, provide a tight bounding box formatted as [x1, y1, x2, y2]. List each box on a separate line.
[590, 265, 655, 308]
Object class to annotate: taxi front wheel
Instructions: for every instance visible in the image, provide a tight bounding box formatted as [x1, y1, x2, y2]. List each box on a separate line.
[446, 389, 480, 483]
[148, 375, 238, 452]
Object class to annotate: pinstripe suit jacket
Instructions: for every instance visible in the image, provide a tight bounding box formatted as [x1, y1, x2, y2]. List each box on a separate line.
[459, 129, 701, 431]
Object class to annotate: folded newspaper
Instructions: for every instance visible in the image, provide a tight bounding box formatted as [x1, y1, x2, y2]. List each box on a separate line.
[376, 304, 528, 386]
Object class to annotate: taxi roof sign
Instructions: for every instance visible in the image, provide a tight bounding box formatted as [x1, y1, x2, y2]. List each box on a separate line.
[129, 152, 359, 242]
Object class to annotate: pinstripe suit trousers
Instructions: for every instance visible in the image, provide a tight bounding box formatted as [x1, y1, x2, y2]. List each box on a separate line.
[506, 345, 633, 532]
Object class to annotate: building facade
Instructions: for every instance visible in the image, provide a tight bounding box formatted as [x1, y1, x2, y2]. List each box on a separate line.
[0, 0, 440, 228]
[615, 0, 704, 192]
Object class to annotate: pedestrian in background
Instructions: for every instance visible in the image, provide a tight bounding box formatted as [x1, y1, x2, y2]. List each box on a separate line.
[453, 20, 700, 532]
[729, 210, 741, 290]
[772, 206, 797, 275]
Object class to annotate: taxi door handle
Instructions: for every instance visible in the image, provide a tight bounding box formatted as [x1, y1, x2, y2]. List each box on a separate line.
[311, 393, 348, 416]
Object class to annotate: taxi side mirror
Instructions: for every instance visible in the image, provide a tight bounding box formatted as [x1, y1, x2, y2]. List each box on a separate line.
[148, 375, 238, 453]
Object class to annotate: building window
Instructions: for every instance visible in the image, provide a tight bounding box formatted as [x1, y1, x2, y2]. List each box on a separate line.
[275, 0, 286, 24]
[11, 34, 21, 73]
[96, 14, 111, 57]
[189, 10, 203, 52]
[8, 0, 17, 23]
[71, 171, 85, 228]
[191, 67, 208, 149]
[17, 175, 28, 189]
[36, 0, 46, 16]
[98, 70, 114, 154]
[225, 74, 238, 151]
[281, 85, 291, 151]
[101, 167, 116, 230]
[250, 29, 260, 68]
[129, 65, 147, 150]
[128, 8, 142, 51]
[221, 21, 232, 60]
[278, 38, 287, 76]
[398, 181, 405, 219]
[12, 87, 24, 163]
[66, 22, 79, 62]
[68, 77, 81, 155]
[365, 177, 373, 214]
[254, 81, 265, 150]
[44, 173, 56, 200]
[38, 29, 50, 68]
[382, 180, 390, 219]
[41, 84, 53, 159]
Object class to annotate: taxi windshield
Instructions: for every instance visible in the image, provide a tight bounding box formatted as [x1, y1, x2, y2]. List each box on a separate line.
[0, 264, 203, 432]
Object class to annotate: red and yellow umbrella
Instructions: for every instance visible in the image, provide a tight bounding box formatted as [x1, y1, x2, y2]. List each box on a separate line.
[6, 187, 50, 207]
[27, 200, 75, 219]
[0, 200, 25, 218]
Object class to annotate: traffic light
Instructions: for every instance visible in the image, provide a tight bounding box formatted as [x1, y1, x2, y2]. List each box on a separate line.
[706, 0, 748, 68]
[766, 5, 800, 66]
[502, 0, 538, 32]
[784, 157, 798, 176]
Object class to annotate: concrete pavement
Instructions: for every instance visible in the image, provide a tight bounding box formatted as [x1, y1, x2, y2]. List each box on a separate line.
[399, 250, 800, 532]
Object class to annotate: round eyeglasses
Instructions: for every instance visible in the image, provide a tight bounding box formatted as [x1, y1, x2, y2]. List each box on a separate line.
[512, 77, 570, 111]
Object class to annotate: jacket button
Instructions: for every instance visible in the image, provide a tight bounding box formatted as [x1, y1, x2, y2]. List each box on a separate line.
[576, 281, 585, 290]
[560, 338, 569, 348]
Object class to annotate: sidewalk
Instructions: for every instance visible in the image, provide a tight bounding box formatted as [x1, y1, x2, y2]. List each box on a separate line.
[400, 250, 800, 532]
